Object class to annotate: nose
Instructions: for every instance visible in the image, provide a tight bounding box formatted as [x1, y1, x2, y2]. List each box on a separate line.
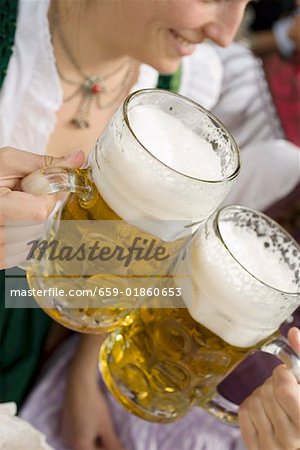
[203, 2, 246, 47]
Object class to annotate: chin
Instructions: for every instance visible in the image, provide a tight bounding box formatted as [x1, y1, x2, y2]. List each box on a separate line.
[149, 57, 181, 75]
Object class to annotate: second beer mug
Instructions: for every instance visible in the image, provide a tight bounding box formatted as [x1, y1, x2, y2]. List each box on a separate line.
[99, 206, 300, 423]
[22, 89, 240, 333]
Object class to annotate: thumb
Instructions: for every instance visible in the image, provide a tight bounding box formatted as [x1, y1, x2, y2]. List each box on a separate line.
[43, 150, 86, 170]
[287, 327, 300, 355]
[20, 150, 86, 195]
[0, 147, 85, 178]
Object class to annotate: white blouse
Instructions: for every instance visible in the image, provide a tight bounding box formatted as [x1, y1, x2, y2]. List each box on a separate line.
[0, 0, 62, 153]
[0, 0, 299, 212]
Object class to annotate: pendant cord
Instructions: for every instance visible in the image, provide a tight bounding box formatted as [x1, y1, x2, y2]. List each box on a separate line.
[50, 1, 136, 127]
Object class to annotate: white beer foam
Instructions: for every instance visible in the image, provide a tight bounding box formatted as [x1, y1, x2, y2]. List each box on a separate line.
[176, 221, 299, 348]
[128, 106, 222, 180]
[90, 106, 232, 240]
[219, 221, 296, 293]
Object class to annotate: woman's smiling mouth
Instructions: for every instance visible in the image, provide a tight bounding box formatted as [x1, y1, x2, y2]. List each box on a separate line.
[169, 29, 199, 56]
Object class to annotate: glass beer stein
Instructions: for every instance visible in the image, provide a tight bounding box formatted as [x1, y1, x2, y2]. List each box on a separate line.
[99, 205, 300, 423]
[21, 89, 240, 333]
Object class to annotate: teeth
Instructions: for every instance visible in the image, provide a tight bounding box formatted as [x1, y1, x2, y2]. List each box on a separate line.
[171, 30, 195, 48]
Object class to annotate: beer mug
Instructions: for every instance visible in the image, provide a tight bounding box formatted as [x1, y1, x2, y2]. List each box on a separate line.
[21, 89, 240, 333]
[99, 205, 300, 423]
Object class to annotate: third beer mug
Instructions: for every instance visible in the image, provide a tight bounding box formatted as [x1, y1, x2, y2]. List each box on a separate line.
[100, 206, 300, 423]
[22, 89, 240, 333]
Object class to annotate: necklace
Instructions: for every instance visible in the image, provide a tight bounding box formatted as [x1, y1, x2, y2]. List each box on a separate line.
[52, 4, 134, 129]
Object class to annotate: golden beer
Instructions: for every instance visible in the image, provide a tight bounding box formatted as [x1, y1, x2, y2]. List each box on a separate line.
[27, 169, 184, 333]
[100, 303, 252, 422]
[24, 90, 241, 334]
[99, 206, 300, 423]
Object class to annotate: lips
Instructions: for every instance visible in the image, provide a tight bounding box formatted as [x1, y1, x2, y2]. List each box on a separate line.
[169, 29, 198, 56]
[170, 29, 198, 46]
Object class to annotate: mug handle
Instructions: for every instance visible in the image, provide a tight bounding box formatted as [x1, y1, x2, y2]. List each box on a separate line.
[21, 166, 94, 203]
[204, 336, 300, 426]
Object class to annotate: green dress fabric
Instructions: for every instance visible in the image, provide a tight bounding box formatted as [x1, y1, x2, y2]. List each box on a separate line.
[0, 0, 181, 409]
[157, 69, 182, 93]
[0, 271, 51, 407]
[0, 0, 18, 85]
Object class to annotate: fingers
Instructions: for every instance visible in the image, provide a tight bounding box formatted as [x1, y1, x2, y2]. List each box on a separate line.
[62, 424, 125, 450]
[0, 189, 56, 223]
[43, 149, 85, 169]
[20, 150, 86, 196]
[61, 376, 126, 450]
[0, 249, 32, 270]
[0, 222, 45, 244]
[239, 366, 300, 450]
[288, 327, 300, 355]
[260, 372, 299, 449]
[1, 237, 46, 270]
[0, 189, 56, 269]
[0, 147, 45, 179]
[272, 365, 300, 424]
[0, 146, 85, 179]
[239, 388, 274, 450]
[238, 404, 259, 450]
[95, 410, 125, 450]
[1, 237, 44, 268]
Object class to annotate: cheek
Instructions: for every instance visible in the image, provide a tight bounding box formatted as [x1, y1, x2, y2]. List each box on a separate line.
[157, 0, 208, 29]
[121, 0, 207, 39]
